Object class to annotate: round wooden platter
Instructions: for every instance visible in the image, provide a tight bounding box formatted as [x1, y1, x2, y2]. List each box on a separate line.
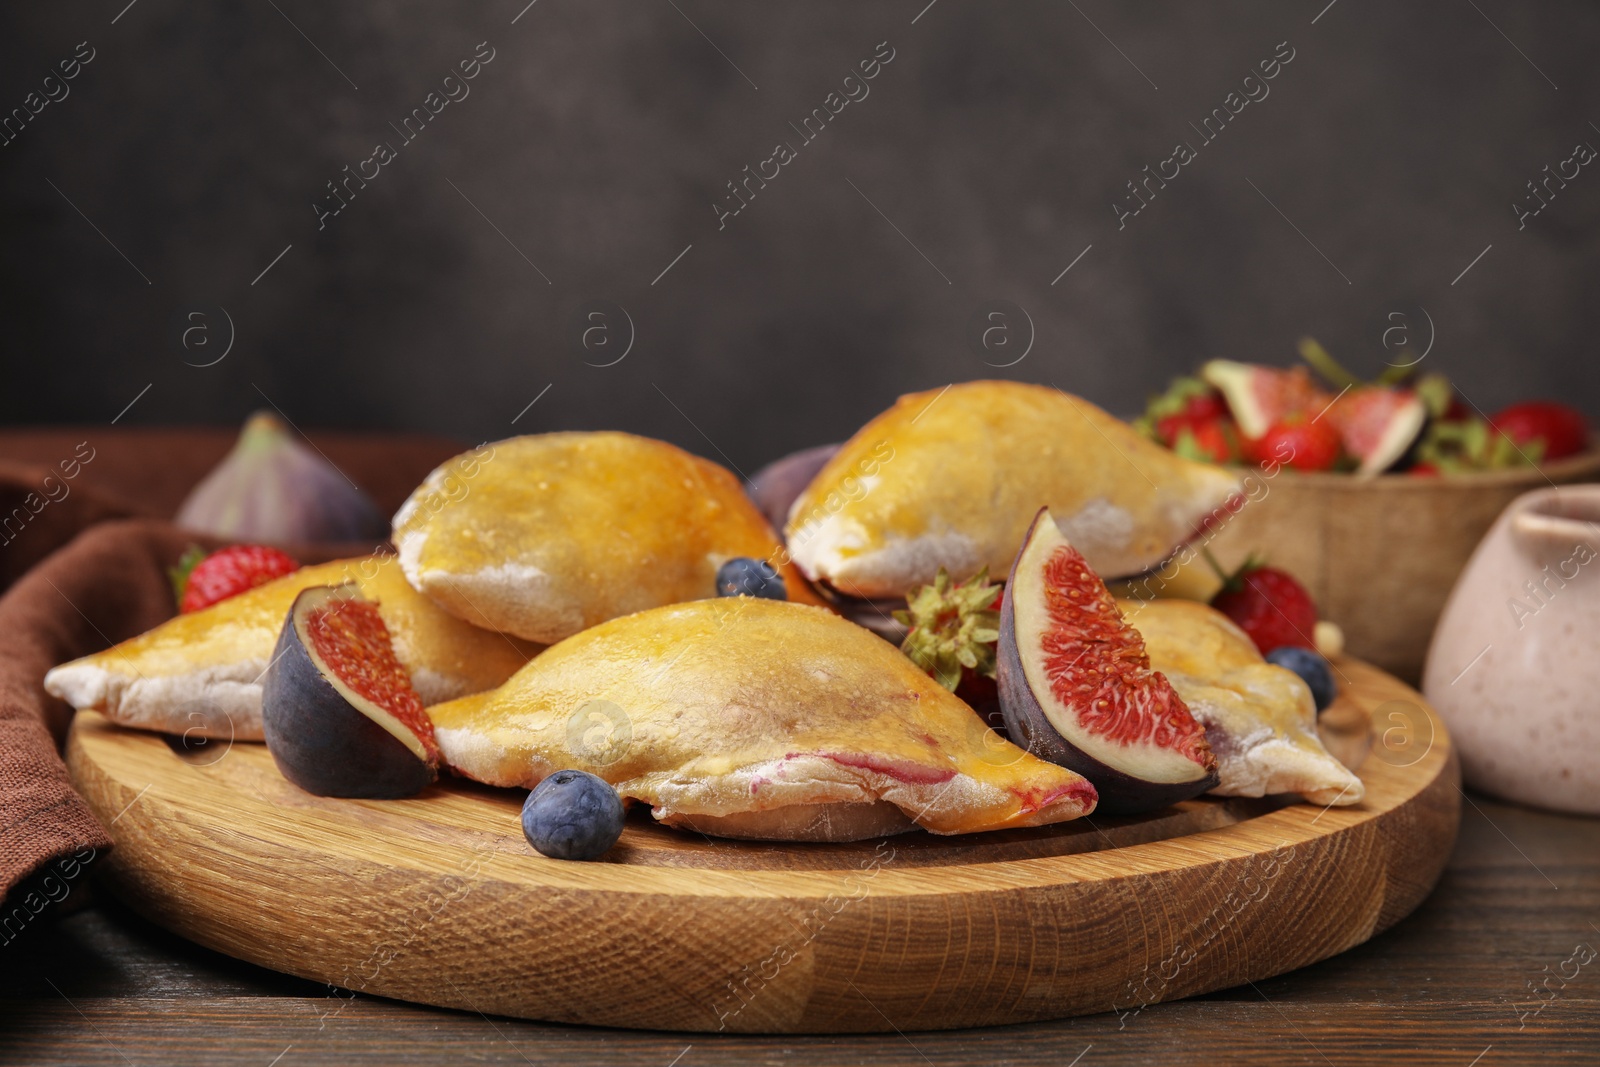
[66, 657, 1459, 1034]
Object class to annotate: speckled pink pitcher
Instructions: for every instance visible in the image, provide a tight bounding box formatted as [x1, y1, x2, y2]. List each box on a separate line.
[1424, 485, 1600, 814]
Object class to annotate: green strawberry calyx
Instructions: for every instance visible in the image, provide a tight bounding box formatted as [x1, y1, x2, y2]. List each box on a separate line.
[894, 566, 1002, 693]
[1413, 416, 1544, 473]
[1202, 547, 1267, 596]
[168, 544, 208, 609]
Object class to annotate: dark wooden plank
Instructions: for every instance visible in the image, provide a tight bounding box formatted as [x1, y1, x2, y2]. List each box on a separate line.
[1451, 792, 1600, 875]
[0, 896, 323, 1000]
[1, 997, 1596, 1066]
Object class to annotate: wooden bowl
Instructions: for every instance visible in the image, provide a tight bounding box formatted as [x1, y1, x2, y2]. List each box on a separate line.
[1204, 450, 1600, 682]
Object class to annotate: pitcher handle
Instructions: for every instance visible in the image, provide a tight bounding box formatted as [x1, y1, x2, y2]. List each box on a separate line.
[1512, 509, 1600, 554]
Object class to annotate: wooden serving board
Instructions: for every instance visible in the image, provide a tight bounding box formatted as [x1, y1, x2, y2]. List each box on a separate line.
[66, 658, 1459, 1034]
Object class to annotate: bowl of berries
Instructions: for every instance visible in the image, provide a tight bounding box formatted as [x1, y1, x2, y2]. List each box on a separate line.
[1135, 341, 1600, 682]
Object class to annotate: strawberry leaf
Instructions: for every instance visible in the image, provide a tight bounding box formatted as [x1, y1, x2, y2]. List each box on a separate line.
[168, 545, 207, 611]
[1171, 426, 1209, 463]
[1202, 547, 1265, 595]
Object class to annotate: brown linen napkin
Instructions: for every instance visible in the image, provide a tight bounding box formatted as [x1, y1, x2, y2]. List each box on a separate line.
[0, 519, 375, 902]
[0, 458, 141, 596]
[0, 425, 466, 908]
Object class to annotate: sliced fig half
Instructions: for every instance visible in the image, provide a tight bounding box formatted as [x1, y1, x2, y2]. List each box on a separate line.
[1201, 360, 1328, 439]
[997, 508, 1218, 814]
[1327, 387, 1428, 475]
[263, 583, 441, 798]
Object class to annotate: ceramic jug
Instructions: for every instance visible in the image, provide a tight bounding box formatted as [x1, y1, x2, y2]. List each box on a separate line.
[1423, 485, 1600, 814]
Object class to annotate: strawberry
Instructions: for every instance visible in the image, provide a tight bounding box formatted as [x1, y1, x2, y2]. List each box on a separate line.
[1242, 415, 1343, 472]
[895, 567, 1003, 710]
[1153, 413, 1191, 446]
[1137, 377, 1227, 447]
[1170, 417, 1240, 465]
[173, 544, 300, 613]
[1204, 551, 1319, 655]
[1156, 393, 1229, 445]
[1181, 390, 1228, 423]
[1490, 401, 1590, 461]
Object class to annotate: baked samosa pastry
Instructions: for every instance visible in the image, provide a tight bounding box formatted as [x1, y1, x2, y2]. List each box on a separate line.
[44, 556, 539, 742]
[392, 432, 823, 644]
[1123, 598, 1364, 807]
[785, 381, 1242, 599]
[429, 598, 1098, 841]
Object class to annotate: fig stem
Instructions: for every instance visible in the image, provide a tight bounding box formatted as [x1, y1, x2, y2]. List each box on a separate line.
[237, 411, 292, 452]
[1297, 337, 1364, 391]
[1375, 363, 1415, 386]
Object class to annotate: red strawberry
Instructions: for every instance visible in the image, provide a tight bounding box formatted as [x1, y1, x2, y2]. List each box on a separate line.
[1153, 414, 1187, 446]
[1170, 417, 1240, 465]
[1408, 462, 1441, 477]
[1184, 392, 1229, 423]
[1490, 401, 1589, 461]
[175, 544, 301, 613]
[1156, 392, 1229, 444]
[1141, 378, 1226, 447]
[955, 670, 1005, 728]
[1242, 415, 1343, 472]
[1205, 553, 1319, 655]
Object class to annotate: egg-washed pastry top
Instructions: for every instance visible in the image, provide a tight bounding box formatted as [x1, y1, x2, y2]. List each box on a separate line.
[428, 598, 1097, 841]
[392, 432, 824, 645]
[43, 556, 540, 742]
[785, 381, 1243, 599]
[1122, 597, 1364, 807]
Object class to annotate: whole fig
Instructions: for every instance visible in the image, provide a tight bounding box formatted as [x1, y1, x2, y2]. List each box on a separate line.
[176, 412, 387, 543]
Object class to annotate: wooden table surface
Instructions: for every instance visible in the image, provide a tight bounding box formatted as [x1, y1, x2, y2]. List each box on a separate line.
[3, 791, 1597, 1066]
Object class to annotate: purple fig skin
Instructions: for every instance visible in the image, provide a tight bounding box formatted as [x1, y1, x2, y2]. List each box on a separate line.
[834, 595, 910, 643]
[176, 412, 388, 543]
[996, 509, 1219, 816]
[746, 443, 840, 531]
[262, 586, 436, 799]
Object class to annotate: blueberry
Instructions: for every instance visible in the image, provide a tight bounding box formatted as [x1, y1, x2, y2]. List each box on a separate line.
[520, 770, 625, 861]
[716, 556, 787, 600]
[1265, 646, 1337, 712]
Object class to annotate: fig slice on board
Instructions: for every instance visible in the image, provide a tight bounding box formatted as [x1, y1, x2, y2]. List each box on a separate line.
[263, 583, 441, 799]
[998, 508, 1219, 814]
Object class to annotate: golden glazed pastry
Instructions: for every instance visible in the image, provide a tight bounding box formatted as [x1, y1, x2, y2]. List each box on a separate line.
[392, 432, 823, 645]
[1121, 598, 1364, 806]
[44, 556, 539, 742]
[785, 381, 1242, 599]
[429, 598, 1098, 841]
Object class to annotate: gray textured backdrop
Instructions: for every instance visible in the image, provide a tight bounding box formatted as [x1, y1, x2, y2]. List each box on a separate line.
[2, 1, 1597, 473]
